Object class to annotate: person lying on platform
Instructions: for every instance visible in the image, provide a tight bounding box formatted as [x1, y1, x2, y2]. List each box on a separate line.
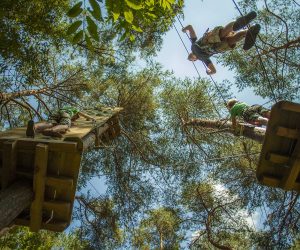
[182, 11, 260, 75]
[26, 107, 95, 138]
[227, 99, 271, 130]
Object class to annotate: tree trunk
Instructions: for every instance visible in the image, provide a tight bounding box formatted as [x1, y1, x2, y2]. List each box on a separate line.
[160, 232, 164, 250]
[184, 118, 265, 143]
[0, 180, 33, 230]
[0, 88, 49, 104]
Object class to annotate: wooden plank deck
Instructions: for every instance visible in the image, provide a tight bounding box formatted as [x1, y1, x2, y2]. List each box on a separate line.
[0, 107, 122, 232]
[257, 101, 300, 192]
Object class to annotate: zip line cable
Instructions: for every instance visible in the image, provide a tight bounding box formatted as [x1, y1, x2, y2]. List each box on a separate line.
[231, 0, 278, 103]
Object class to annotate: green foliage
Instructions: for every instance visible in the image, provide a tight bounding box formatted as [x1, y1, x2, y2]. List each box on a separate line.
[66, 0, 184, 51]
[132, 207, 182, 249]
[76, 195, 124, 249]
[0, 227, 89, 249]
[67, 1, 83, 17]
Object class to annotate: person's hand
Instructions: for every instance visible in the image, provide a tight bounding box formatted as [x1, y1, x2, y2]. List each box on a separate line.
[182, 25, 191, 33]
[206, 69, 212, 75]
[206, 69, 216, 75]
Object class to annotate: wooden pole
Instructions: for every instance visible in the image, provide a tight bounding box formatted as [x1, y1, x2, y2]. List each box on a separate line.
[0, 180, 33, 230]
[184, 118, 266, 143]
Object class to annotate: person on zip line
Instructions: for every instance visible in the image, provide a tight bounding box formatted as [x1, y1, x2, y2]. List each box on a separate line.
[182, 11, 260, 75]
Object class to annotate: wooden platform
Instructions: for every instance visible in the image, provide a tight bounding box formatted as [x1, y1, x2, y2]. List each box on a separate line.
[257, 101, 300, 192]
[0, 107, 122, 232]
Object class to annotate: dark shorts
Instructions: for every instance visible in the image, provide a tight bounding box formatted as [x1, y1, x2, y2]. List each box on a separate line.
[242, 105, 269, 122]
[48, 110, 72, 127]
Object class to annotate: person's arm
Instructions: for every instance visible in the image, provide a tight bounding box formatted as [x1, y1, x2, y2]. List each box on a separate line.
[206, 62, 216, 75]
[77, 111, 96, 121]
[182, 25, 197, 39]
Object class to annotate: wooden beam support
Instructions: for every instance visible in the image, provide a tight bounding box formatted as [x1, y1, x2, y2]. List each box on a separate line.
[268, 153, 290, 164]
[280, 102, 300, 113]
[30, 143, 48, 232]
[261, 175, 282, 187]
[1, 140, 17, 189]
[276, 126, 300, 139]
[43, 200, 71, 215]
[46, 176, 73, 190]
[282, 140, 300, 190]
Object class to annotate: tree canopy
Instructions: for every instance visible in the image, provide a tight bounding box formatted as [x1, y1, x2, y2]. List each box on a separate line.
[0, 0, 300, 249]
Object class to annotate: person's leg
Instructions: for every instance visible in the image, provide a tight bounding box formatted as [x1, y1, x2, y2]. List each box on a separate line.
[26, 120, 35, 137]
[50, 124, 69, 133]
[243, 24, 261, 50]
[233, 11, 257, 31]
[219, 22, 235, 39]
[256, 116, 269, 126]
[42, 113, 71, 138]
[35, 122, 54, 132]
[42, 125, 69, 138]
[226, 30, 247, 46]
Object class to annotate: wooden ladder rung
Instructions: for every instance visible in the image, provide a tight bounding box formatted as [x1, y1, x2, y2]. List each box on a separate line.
[43, 200, 71, 213]
[261, 174, 282, 187]
[268, 153, 290, 164]
[281, 102, 300, 113]
[276, 126, 300, 139]
[46, 175, 73, 189]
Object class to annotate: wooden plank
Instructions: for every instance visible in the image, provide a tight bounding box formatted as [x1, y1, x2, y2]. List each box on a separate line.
[16, 139, 77, 153]
[30, 143, 48, 232]
[282, 158, 300, 190]
[276, 127, 300, 139]
[46, 175, 73, 189]
[261, 175, 282, 187]
[281, 102, 300, 113]
[282, 140, 300, 190]
[1, 140, 17, 189]
[268, 153, 290, 164]
[41, 220, 69, 232]
[43, 200, 71, 216]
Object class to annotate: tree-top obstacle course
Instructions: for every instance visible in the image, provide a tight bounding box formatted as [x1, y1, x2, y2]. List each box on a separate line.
[0, 107, 122, 232]
[173, 0, 300, 194]
[257, 101, 300, 192]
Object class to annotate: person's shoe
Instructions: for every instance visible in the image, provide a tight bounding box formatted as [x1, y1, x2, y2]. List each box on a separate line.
[26, 120, 35, 137]
[243, 24, 261, 50]
[42, 129, 63, 138]
[233, 11, 257, 31]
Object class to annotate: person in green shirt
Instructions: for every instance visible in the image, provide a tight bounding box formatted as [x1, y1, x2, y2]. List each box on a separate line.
[26, 107, 95, 138]
[227, 99, 270, 129]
